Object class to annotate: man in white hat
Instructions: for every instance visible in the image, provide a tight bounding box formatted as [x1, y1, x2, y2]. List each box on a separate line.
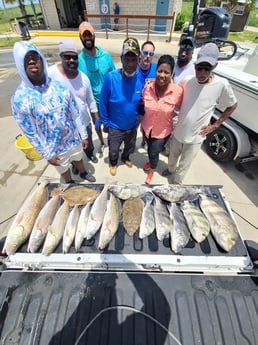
[48, 38, 100, 176]
[162, 42, 238, 184]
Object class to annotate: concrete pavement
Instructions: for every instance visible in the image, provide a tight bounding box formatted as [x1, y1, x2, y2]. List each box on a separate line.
[0, 31, 257, 248]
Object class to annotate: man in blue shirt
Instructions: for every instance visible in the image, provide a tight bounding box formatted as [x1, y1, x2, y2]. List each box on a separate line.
[100, 37, 143, 176]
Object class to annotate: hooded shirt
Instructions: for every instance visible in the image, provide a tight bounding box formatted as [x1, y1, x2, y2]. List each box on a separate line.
[11, 41, 87, 161]
[78, 45, 115, 106]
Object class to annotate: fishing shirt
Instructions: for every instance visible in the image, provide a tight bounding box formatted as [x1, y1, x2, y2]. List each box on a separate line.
[48, 64, 98, 127]
[11, 41, 86, 161]
[100, 69, 143, 130]
[78, 45, 115, 106]
[136, 62, 157, 86]
[141, 79, 183, 139]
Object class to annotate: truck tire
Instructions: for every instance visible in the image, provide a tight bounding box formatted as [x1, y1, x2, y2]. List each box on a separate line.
[205, 126, 237, 162]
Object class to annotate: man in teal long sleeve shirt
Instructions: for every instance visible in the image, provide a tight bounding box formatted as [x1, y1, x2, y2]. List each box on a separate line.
[78, 21, 115, 154]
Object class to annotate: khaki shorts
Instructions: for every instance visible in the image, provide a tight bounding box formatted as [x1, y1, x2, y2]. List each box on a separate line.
[54, 144, 83, 174]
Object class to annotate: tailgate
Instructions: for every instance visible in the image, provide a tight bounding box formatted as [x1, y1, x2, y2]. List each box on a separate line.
[1, 184, 253, 274]
[0, 271, 258, 345]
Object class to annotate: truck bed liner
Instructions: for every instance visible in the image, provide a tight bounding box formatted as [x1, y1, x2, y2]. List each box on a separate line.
[0, 271, 257, 345]
[1, 184, 252, 273]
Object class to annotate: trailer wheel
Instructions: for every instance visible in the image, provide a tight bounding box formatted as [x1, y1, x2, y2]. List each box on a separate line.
[205, 126, 237, 162]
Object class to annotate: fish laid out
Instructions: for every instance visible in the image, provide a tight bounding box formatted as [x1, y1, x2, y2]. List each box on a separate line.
[98, 193, 121, 250]
[167, 203, 190, 253]
[62, 205, 80, 254]
[154, 196, 173, 241]
[199, 194, 239, 252]
[152, 184, 207, 203]
[122, 197, 144, 236]
[109, 183, 151, 200]
[27, 194, 61, 253]
[181, 201, 210, 243]
[139, 194, 155, 239]
[75, 203, 92, 251]
[58, 185, 100, 205]
[3, 180, 49, 256]
[85, 184, 109, 240]
[42, 201, 70, 256]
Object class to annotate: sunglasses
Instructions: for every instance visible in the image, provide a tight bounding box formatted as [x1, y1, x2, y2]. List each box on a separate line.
[61, 54, 78, 60]
[142, 50, 154, 57]
[180, 45, 193, 50]
[24, 52, 41, 64]
[195, 65, 213, 72]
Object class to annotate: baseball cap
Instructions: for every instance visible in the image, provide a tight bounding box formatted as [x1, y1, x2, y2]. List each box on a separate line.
[121, 37, 140, 56]
[59, 39, 78, 54]
[195, 42, 219, 67]
[79, 21, 95, 36]
[179, 36, 195, 49]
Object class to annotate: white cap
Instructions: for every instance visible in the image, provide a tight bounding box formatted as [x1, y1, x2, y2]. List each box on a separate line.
[59, 39, 78, 54]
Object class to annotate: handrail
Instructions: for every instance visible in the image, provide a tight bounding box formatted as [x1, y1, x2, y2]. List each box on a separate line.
[83, 12, 176, 42]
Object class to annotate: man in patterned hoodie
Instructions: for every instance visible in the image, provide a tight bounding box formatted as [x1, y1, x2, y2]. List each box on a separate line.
[11, 41, 95, 183]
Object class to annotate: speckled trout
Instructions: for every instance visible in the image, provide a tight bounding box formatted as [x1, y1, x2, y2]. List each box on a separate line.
[62, 205, 80, 254]
[98, 193, 121, 250]
[167, 202, 190, 254]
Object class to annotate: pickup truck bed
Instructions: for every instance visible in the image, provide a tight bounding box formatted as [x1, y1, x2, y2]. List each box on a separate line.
[0, 271, 258, 345]
[0, 184, 257, 344]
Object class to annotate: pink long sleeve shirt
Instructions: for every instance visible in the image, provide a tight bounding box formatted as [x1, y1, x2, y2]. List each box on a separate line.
[142, 79, 183, 139]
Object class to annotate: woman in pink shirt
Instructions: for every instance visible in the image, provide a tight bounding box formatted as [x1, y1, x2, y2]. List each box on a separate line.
[141, 55, 183, 184]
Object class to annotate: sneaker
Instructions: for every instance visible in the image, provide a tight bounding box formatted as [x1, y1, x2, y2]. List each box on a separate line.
[89, 155, 98, 163]
[162, 169, 173, 177]
[72, 165, 79, 175]
[145, 171, 154, 184]
[143, 161, 151, 172]
[109, 165, 117, 176]
[98, 145, 105, 154]
[122, 160, 133, 168]
[79, 172, 96, 182]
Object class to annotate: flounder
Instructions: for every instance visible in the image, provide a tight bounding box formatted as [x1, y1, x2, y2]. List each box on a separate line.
[56, 185, 100, 206]
[122, 197, 144, 236]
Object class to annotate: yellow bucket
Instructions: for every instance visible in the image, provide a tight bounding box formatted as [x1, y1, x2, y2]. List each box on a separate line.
[15, 135, 43, 161]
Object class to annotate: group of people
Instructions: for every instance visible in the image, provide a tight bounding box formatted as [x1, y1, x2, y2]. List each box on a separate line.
[11, 21, 237, 185]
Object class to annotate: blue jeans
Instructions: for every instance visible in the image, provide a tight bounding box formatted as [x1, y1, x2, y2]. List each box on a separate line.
[145, 134, 170, 169]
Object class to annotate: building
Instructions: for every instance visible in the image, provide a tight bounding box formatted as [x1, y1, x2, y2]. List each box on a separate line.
[38, 0, 182, 31]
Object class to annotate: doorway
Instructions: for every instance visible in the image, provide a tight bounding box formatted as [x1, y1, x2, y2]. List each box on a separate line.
[155, 0, 169, 32]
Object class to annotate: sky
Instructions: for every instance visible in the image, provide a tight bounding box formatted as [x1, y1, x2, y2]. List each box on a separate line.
[0, 0, 39, 9]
